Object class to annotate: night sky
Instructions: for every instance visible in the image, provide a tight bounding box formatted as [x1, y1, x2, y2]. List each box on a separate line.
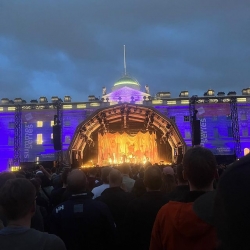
[0, 0, 250, 102]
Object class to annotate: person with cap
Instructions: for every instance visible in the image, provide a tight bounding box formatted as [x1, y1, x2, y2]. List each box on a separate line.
[193, 153, 250, 250]
[0, 178, 66, 250]
[50, 169, 117, 250]
[150, 147, 217, 250]
[124, 166, 169, 250]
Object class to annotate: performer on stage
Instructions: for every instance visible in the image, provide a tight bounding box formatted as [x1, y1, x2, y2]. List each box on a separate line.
[122, 154, 127, 163]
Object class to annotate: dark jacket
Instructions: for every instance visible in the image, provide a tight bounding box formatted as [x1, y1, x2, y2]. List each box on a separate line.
[124, 191, 169, 250]
[50, 187, 67, 208]
[50, 192, 117, 250]
[96, 187, 135, 243]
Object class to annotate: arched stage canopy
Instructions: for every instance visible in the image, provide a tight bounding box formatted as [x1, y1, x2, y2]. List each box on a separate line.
[69, 103, 186, 166]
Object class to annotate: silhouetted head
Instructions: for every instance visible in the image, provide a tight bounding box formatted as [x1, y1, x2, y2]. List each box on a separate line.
[0, 178, 36, 220]
[144, 166, 162, 191]
[101, 167, 112, 184]
[109, 169, 122, 187]
[67, 169, 87, 194]
[183, 147, 217, 190]
[0, 172, 16, 189]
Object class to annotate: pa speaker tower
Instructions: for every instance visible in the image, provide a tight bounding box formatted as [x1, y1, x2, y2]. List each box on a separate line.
[53, 124, 62, 150]
[192, 120, 201, 146]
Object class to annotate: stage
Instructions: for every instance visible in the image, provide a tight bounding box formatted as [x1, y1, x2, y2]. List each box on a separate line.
[69, 103, 186, 167]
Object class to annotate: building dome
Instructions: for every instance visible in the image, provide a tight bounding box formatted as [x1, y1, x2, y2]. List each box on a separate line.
[112, 75, 140, 91]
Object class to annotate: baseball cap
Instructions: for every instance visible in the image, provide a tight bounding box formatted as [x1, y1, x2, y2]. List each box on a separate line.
[163, 167, 175, 176]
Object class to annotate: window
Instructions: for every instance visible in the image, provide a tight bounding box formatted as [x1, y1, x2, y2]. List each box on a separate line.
[37, 134, 43, 144]
[184, 116, 190, 122]
[152, 100, 163, 105]
[50, 121, 54, 127]
[167, 100, 176, 105]
[77, 104, 87, 108]
[37, 121, 43, 127]
[181, 100, 189, 104]
[63, 105, 73, 109]
[170, 116, 175, 122]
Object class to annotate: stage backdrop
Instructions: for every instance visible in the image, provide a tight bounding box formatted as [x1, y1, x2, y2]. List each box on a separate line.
[98, 131, 158, 165]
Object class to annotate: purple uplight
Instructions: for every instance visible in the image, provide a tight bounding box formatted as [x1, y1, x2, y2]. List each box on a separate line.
[108, 87, 145, 103]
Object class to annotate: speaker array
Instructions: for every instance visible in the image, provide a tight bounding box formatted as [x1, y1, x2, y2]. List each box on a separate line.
[192, 120, 201, 146]
[53, 124, 62, 150]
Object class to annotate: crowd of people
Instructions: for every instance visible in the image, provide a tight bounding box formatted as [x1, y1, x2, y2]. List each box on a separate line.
[0, 146, 250, 250]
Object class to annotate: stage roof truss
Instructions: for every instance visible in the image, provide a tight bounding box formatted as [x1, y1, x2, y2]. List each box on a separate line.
[69, 103, 187, 164]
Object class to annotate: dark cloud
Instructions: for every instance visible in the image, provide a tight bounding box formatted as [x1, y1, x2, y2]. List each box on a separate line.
[0, 0, 249, 101]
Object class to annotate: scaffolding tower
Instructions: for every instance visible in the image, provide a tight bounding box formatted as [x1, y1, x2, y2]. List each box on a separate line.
[13, 105, 22, 166]
[230, 97, 241, 157]
[53, 100, 63, 166]
[189, 95, 198, 146]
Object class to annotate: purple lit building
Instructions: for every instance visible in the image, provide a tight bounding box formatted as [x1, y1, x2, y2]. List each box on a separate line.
[0, 74, 250, 172]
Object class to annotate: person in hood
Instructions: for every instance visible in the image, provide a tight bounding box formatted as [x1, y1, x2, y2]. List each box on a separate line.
[150, 147, 217, 250]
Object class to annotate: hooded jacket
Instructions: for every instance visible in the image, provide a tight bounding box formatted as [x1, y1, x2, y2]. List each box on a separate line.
[150, 195, 217, 250]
